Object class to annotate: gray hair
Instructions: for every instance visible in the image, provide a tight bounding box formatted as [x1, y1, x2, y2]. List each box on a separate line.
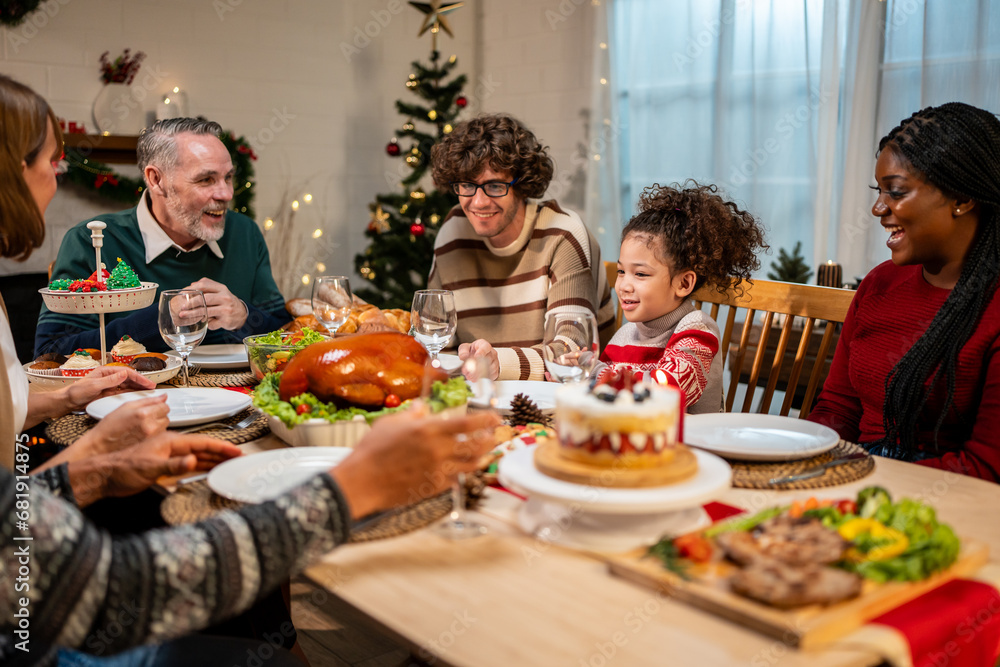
[137, 117, 223, 177]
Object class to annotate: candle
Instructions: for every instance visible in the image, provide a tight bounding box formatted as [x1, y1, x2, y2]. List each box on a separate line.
[817, 260, 842, 287]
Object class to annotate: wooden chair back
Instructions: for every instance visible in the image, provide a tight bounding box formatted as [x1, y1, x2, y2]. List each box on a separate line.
[603, 260, 622, 330]
[691, 279, 855, 417]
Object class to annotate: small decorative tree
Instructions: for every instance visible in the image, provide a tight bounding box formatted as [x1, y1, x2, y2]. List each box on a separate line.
[767, 241, 812, 284]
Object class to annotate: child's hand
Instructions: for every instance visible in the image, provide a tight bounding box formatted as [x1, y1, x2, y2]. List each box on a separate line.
[457, 339, 499, 381]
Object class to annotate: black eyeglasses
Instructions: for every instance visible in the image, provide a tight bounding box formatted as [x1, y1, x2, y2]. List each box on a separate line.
[451, 178, 518, 198]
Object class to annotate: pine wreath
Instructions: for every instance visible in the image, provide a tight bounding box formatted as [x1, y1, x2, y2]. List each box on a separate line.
[0, 0, 43, 27]
[60, 130, 257, 219]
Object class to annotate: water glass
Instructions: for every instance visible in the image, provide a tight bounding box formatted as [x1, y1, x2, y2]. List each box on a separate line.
[312, 276, 353, 335]
[411, 289, 457, 360]
[158, 289, 208, 387]
[542, 311, 600, 383]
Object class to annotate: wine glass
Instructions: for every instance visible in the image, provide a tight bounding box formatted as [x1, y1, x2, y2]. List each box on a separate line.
[411, 289, 457, 361]
[542, 311, 600, 383]
[431, 354, 494, 539]
[312, 276, 353, 335]
[158, 289, 208, 387]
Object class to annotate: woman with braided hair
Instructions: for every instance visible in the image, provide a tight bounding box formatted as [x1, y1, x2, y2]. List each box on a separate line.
[808, 102, 1000, 481]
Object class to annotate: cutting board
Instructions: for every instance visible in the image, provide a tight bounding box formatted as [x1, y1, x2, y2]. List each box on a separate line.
[608, 539, 989, 649]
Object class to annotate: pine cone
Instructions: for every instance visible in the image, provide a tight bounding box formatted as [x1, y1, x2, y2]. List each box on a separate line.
[509, 392, 550, 426]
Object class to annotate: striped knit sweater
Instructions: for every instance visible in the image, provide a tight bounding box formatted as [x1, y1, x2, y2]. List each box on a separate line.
[428, 200, 615, 381]
[596, 300, 723, 414]
[0, 464, 351, 665]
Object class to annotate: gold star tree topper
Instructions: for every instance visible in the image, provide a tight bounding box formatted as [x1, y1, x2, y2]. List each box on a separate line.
[409, 1, 463, 51]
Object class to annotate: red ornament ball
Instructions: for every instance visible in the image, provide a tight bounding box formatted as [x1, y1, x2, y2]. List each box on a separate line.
[410, 223, 426, 236]
[386, 140, 400, 156]
[455, 96, 468, 108]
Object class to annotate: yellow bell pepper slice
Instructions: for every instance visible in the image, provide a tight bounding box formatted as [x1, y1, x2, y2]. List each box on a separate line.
[838, 518, 909, 562]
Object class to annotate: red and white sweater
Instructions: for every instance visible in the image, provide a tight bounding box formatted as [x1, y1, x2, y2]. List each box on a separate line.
[597, 300, 722, 413]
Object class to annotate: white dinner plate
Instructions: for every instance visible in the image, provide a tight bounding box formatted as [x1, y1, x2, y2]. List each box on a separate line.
[86, 388, 251, 427]
[208, 447, 353, 503]
[165, 344, 249, 370]
[470, 380, 558, 413]
[498, 446, 732, 514]
[683, 413, 839, 461]
[436, 353, 463, 374]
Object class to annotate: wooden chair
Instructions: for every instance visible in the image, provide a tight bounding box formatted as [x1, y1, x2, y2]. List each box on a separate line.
[691, 279, 856, 418]
[603, 260, 622, 330]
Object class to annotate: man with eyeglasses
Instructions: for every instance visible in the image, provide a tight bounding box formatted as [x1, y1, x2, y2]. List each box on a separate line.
[428, 113, 615, 381]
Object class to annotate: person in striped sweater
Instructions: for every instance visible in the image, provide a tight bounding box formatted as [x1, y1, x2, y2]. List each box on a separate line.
[428, 114, 615, 381]
[596, 182, 767, 413]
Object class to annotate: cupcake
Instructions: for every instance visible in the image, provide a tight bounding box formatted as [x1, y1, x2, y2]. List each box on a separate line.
[111, 335, 146, 364]
[61, 349, 100, 377]
[106, 258, 141, 290]
[131, 356, 166, 372]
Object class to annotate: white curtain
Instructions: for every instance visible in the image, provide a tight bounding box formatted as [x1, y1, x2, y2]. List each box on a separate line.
[597, 0, 1000, 281]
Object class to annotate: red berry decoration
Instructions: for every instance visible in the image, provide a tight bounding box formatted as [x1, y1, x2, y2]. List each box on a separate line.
[455, 96, 468, 108]
[386, 139, 400, 156]
[384, 393, 401, 408]
[410, 223, 425, 236]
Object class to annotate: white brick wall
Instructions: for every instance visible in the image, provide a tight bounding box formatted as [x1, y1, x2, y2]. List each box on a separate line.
[0, 0, 596, 297]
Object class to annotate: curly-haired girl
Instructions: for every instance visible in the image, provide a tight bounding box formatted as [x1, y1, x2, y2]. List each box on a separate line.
[596, 181, 767, 413]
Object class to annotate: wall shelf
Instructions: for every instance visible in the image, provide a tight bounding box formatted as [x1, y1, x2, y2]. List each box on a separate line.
[62, 134, 139, 164]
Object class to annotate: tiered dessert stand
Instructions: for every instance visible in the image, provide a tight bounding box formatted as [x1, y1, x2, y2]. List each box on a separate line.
[27, 221, 180, 387]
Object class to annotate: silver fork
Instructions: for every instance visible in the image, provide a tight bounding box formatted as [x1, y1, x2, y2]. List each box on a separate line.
[175, 410, 259, 435]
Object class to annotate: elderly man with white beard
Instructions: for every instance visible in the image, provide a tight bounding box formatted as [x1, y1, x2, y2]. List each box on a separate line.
[35, 118, 290, 356]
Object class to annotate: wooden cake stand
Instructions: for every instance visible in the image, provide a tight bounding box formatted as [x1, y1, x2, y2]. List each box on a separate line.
[534, 440, 699, 488]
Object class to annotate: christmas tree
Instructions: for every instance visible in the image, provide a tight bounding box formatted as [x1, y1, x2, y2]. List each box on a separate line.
[353, 49, 467, 309]
[767, 241, 812, 284]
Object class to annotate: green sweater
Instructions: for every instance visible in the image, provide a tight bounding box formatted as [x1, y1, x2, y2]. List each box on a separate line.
[35, 206, 289, 356]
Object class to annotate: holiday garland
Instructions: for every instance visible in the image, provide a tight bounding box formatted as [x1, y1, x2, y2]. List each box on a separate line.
[61, 131, 258, 219]
[0, 0, 43, 27]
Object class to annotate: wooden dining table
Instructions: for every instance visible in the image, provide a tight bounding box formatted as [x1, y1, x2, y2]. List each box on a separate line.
[214, 432, 1000, 667]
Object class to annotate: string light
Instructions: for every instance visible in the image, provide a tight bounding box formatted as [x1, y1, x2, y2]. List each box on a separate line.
[264, 218, 274, 230]
[303, 193, 313, 203]
[312, 229, 323, 238]
[600, 78, 607, 85]
[163, 97, 170, 105]
[172, 86, 180, 93]
[301, 274, 311, 285]
[291, 200, 300, 211]
[599, 42, 607, 49]
[316, 262, 326, 272]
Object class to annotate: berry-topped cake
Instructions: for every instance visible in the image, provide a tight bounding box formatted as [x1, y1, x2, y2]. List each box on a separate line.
[554, 380, 685, 469]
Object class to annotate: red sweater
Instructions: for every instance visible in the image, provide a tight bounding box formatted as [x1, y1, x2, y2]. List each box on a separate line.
[808, 261, 1000, 482]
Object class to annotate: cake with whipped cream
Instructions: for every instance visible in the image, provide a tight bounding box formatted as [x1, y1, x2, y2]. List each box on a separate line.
[554, 381, 685, 469]
[61, 349, 100, 377]
[110, 335, 146, 363]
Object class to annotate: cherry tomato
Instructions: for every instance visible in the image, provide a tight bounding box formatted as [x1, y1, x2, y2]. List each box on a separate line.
[384, 394, 401, 408]
[674, 533, 713, 563]
[296, 404, 311, 415]
[836, 499, 857, 515]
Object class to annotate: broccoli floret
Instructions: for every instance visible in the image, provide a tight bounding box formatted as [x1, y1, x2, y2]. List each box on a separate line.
[857, 486, 892, 519]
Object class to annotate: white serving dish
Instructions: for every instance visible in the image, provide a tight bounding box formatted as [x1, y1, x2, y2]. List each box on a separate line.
[39, 282, 158, 314]
[266, 413, 371, 448]
[22, 356, 182, 388]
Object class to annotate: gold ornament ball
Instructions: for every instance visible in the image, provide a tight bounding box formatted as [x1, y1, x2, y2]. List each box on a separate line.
[428, 109, 438, 120]
[402, 122, 415, 132]
[406, 80, 418, 89]
[400, 204, 409, 214]
[405, 155, 419, 165]
[443, 124, 453, 134]
[430, 214, 440, 224]
[449, 54, 457, 64]
[409, 73, 417, 80]
[410, 190, 426, 200]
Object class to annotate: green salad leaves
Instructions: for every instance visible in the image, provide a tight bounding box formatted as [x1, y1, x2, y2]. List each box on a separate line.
[253, 372, 473, 427]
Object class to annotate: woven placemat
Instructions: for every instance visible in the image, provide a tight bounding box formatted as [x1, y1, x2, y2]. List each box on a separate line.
[161, 482, 453, 542]
[164, 370, 256, 387]
[729, 440, 874, 490]
[44, 408, 270, 447]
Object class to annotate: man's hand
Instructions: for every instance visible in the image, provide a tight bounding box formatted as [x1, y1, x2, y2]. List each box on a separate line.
[331, 407, 500, 519]
[185, 277, 248, 330]
[457, 339, 500, 381]
[63, 367, 156, 412]
[75, 394, 170, 455]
